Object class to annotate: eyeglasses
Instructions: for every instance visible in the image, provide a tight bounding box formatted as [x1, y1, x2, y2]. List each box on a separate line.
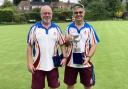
[42, 12, 52, 15]
[74, 11, 83, 14]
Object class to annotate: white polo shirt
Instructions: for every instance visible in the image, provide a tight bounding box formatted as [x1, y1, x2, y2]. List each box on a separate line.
[66, 22, 99, 68]
[27, 22, 64, 71]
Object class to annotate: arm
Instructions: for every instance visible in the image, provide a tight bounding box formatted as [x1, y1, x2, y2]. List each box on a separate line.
[83, 26, 99, 65]
[60, 43, 68, 66]
[60, 35, 73, 66]
[27, 44, 35, 74]
[83, 44, 97, 65]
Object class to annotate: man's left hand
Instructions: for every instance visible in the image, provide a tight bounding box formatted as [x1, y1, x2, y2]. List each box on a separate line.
[83, 57, 90, 65]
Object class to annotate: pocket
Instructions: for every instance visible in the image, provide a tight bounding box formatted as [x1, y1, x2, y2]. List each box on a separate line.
[73, 53, 84, 64]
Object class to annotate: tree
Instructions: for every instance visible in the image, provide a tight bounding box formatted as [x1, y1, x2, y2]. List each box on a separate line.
[79, 0, 99, 7]
[80, 0, 94, 7]
[103, 0, 123, 17]
[44, 0, 59, 2]
[80, 0, 124, 19]
[32, 8, 40, 12]
[80, 0, 109, 20]
[1, 0, 13, 8]
[33, 0, 42, 2]
[0, 0, 17, 13]
[126, 2, 128, 11]
[86, 1, 109, 20]
[13, 0, 21, 6]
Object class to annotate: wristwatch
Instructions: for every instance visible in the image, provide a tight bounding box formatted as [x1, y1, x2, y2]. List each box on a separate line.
[86, 55, 91, 58]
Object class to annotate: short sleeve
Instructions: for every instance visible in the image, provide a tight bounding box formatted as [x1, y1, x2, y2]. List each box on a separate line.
[56, 26, 65, 45]
[27, 25, 36, 45]
[89, 26, 99, 46]
[65, 26, 70, 35]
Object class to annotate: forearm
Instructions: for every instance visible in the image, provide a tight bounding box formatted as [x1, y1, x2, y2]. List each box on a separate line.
[27, 44, 36, 73]
[60, 45, 67, 58]
[87, 44, 97, 58]
[27, 45, 33, 64]
[83, 44, 97, 65]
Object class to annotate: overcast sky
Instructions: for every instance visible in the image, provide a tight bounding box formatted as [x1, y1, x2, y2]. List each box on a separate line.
[0, 0, 4, 6]
[0, 0, 14, 6]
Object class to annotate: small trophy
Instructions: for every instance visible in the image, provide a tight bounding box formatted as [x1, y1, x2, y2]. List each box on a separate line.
[73, 34, 81, 53]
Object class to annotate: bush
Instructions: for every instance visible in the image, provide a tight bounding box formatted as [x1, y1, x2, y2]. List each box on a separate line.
[53, 10, 72, 21]
[86, 1, 110, 20]
[122, 11, 128, 20]
[14, 14, 22, 23]
[28, 12, 41, 22]
[61, 11, 72, 21]
[115, 11, 123, 18]
[53, 11, 61, 21]
[32, 8, 40, 12]
[23, 12, 41, 23]
[126, 3, 128, 11]
[0, 9, 14, 22]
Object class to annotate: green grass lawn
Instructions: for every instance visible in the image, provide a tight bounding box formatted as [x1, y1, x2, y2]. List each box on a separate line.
[0, 21, 128, 89]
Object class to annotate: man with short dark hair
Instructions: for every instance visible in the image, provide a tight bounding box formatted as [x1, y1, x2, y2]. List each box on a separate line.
[64, 4, 100, 89]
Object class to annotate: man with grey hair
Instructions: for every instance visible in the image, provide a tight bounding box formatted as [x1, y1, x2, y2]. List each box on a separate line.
[64, 4, 100, 89]
[27, 5, 67, 89]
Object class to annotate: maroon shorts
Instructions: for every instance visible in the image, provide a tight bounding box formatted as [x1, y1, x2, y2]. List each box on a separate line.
[31, 68, 60, 89]
[64, 66, 95, 87]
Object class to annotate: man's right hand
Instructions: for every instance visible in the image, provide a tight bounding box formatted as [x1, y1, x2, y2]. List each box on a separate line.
[60, 58, 67, 67]
[65, 34, 74, 42]
[27, 62, 36, 74]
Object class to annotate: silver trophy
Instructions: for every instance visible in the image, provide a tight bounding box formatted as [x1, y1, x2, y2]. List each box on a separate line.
[72, 34, 81, 52]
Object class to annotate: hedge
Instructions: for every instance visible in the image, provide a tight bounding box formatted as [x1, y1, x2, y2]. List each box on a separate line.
[0, 9, 14, 22]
